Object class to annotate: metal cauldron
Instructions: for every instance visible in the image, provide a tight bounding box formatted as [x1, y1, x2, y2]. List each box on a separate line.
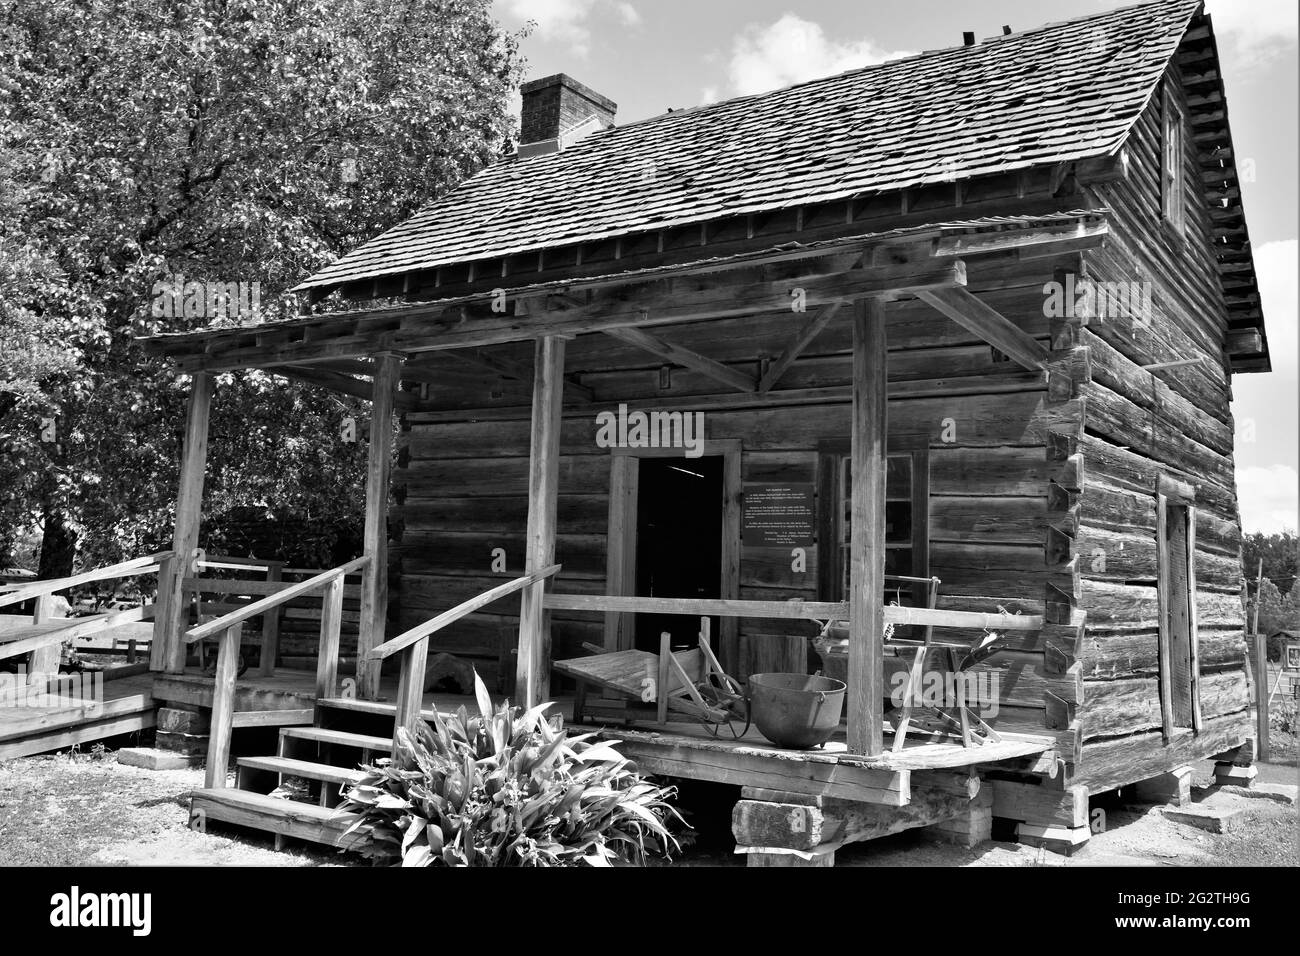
[748, 672, 846, 749]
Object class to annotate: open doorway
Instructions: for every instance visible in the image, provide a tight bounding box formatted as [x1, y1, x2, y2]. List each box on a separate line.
[634, 456, 722, 651]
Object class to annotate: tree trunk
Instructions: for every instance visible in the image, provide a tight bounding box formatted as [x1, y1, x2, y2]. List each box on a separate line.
[38, 507, 77, 579]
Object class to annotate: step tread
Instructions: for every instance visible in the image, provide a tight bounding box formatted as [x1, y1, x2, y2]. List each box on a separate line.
[316, 697, 439, 720]
[280, 726, 392, 751]
[189, 788, 368, 849]
[237, 755, 367, 785]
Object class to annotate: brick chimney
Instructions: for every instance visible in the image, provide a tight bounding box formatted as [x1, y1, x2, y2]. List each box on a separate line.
[518, 74, 616, 158]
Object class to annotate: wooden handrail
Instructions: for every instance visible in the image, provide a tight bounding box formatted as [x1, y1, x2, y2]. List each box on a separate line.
[543, 593, 846, 620]
[184, 556, 370, 644]
[541, 594, 1044, 630]
[0, 551, 172, 609]
[368, 564, 561, 661]
[0, 604, 156, 662]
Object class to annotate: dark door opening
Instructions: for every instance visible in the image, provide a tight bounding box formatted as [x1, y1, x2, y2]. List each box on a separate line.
[634, 456, 723, 652]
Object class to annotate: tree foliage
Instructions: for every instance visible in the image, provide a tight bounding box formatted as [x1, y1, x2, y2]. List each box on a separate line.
[0, 0, 525, 568]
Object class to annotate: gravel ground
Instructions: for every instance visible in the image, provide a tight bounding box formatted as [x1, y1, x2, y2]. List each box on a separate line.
[0, 747, 1294, 868]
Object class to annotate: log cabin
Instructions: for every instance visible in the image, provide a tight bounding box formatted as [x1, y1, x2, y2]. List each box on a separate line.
[5, 0, 1263, 862]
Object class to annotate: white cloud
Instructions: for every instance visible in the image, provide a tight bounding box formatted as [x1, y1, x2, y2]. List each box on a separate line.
[1236, 465, 1298, 533]
[717, 14, 912, 98]
[501, 0, 641, 58]
[1204, 0, 1298, 62]
[1232, 239, 1297, 534]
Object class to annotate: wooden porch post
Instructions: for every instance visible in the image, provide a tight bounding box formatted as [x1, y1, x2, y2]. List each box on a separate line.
[848, 298, 887, 756]
[155, 371, 214, 674]
[516, 335, 567, 708]
[357, 351, 404, 701]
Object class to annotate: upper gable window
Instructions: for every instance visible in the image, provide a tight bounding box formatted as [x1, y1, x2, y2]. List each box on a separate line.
[1161, 86, 1186, 234]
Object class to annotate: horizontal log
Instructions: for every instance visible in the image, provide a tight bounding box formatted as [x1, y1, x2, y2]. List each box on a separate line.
[1080, 668, 1249, 740]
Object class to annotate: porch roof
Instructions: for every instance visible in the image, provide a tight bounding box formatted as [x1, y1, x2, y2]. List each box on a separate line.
[141, 210, 1109, 371]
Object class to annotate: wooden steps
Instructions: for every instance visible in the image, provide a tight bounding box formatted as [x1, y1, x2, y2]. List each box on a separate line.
[316, 696, 417, 718]
[280, 726, 391, 752]
[236, 755, 366, 787]
[190, 707, 392, 852]
[189, 788, 369, 849]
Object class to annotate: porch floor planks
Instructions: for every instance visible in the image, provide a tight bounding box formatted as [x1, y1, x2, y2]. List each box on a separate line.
[0, 671, 157, 759]
[577, 720, 1056, 773]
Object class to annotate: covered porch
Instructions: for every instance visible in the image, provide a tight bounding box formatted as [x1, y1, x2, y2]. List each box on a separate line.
[128, 212, 1104, 809]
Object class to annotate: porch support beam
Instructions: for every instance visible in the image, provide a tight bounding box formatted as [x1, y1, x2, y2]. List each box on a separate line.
[268, 364, 421, 411]
[604, 326, 757, 393]
[916, 287, 1049, 371]
[516, 335, 567, 707]
[757, 301, 844, 393]
[848, 298, 887, 756]
[164, 259, 965, 373]
[446, 347, 594, 402]
[356, 351, 404, 700]
[156, 371, 214, 673]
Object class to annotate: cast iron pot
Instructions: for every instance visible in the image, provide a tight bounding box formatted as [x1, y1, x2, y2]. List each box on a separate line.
[748, 672, 847, 749]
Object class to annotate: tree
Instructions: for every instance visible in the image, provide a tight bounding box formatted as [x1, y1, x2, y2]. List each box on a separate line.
[0, 0, 526, 572]
[1242, 530, 1299, 596]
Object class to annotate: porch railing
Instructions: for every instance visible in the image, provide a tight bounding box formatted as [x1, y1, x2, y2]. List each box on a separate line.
[185, 556, 370, 788]
[0, 552, 172, 680]
[366, 563, 561, 754]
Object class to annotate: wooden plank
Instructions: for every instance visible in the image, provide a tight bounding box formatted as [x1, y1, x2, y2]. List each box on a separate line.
[188, 788, 369, 850]
[1187, 504, 1202, 733]
[758, 302, 843, 393]
[849, 297, 887, 756]
[315, 576, 344, 698]
[393, 638, 430, 755]
[603, 455, 638, 652]
[230, 709, 315, 729]
[917, 287, 1050, 371]
[543, 593, 847, 620]
[0, 553, 169, 609]
[269, 364, 420, 410]
[517, 336, 566, 708]
[204, 624, 241, 789]
[185, 558, 369, 643]
[0, 605, 155, 663]
[446, 348, 594, 402]
[605, 736, 910, 805]
[605, 327, 757, 394]
[1155, 493, 1175, 738]
[162, 371, 215, 672]
[169, 257, 968, 371]
[369, 564, 561, 660]
[258, 564, 282, 677]
[359, 353, 403, 699]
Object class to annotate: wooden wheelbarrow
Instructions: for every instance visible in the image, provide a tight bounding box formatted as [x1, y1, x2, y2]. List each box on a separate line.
[555, 617, 748, 734]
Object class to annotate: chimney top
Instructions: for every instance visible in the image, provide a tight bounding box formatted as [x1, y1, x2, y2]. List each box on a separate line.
[519, 74, 617, 158]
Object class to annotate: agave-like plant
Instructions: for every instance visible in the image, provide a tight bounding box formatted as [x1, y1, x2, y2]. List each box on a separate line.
[339, 673, 683, 866]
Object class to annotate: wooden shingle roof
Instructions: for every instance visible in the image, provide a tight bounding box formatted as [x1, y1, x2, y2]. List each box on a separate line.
[295, 0, 1202, 294]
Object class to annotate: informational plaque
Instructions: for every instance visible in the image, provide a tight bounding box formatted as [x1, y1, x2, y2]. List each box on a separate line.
[742, 483, 816, 547]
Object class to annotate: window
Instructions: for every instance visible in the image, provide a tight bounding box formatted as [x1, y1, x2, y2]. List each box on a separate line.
[1156, 476, 1199, 736]
[1161, 86, 1186, 233]
[819, 440, 930, 612]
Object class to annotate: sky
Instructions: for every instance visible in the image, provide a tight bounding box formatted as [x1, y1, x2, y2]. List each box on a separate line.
[492, 0, 1299, 534]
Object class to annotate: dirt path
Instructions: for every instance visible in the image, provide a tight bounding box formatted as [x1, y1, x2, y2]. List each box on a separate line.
[0, 751, 344, 866]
